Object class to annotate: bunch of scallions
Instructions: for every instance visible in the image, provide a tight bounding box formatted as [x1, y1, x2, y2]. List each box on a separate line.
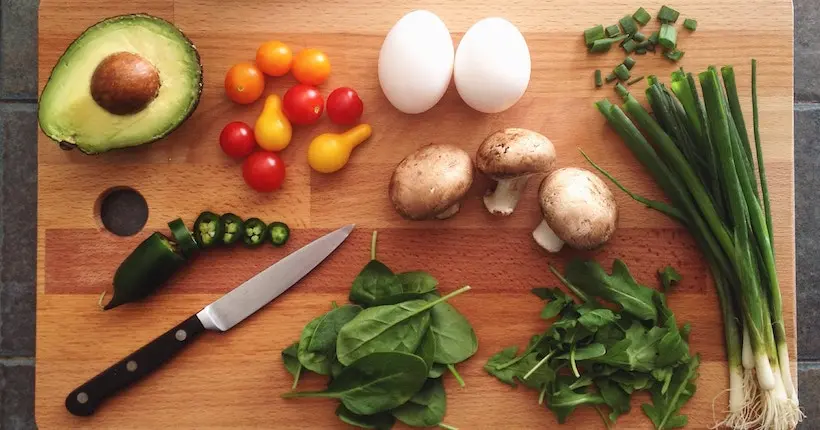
[587, 60, 802, 429]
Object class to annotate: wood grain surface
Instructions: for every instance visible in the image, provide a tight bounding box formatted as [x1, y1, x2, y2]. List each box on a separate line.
[36, 0, 795, 428]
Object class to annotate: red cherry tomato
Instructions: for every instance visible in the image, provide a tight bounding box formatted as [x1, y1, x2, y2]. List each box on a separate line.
[326, 87, 364, 125]
[282, 84, 324, 125]
[219, 121, 256, 159]
[243, 151, 286, 192]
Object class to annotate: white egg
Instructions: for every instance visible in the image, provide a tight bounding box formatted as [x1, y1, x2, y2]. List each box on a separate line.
[378, 10, 454, 114]
[454, 17, 531, 113]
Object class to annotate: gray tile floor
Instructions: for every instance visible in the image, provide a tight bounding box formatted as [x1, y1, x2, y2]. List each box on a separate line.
[1, 0, 819, 428]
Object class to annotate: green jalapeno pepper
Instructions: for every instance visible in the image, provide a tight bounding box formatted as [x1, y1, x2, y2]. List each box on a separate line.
[168, 218, 199, 258]
[243, 218, 267, 247]
[104, 232, 187, 310]
[194, 211, 223, 248]
[268, 221, 290, 247]
[220, 213, 245, 245]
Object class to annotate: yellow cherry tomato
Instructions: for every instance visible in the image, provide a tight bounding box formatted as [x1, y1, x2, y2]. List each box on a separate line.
[292, 48, 331, 86]
[254, 95, 292, 151]
[308, 124, 372, 173]
[256, 41, 292, 77]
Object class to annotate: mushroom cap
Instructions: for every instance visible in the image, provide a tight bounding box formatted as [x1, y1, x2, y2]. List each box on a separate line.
[389, 143, 474, 220]
[476, 128, 556, 179]
[538, 167, 618, 250]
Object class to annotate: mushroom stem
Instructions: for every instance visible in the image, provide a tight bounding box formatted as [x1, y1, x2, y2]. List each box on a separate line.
[484, 176, 530, 216]
[434, 203, 461, 220]
[532, 219, 565, 252]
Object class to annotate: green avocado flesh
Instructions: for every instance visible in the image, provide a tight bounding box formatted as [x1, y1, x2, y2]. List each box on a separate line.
[38, 14, 203, 154]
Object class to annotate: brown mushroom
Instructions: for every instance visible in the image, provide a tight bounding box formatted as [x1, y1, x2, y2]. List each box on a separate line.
[389, 143, 474, 220]
[532, 167, 618, 252]
[90, 51, 160, 115]
[476, 128, 556, 216]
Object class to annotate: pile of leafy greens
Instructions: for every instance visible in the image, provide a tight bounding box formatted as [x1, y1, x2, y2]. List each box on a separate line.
[281, 232, 477, 430]
[485, 259, 699, 429]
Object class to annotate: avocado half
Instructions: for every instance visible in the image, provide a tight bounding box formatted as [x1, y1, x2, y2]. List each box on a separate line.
[38, 14, 203, 154]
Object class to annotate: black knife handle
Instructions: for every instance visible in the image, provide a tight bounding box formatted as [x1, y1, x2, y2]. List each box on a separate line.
[65, 314, 206, 416]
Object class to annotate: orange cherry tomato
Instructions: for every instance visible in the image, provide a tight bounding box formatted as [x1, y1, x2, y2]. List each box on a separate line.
[224, 62, 265, 104]
[256, 41, 292, 77]
[292, 48, 331, 86]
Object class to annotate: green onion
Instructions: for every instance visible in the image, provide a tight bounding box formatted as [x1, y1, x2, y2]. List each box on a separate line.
[659, 23, 677, 49]
[658, 5, 680, 23]
[604, 73, 617, 83]
[632, 7, 651, 25]
[622, 38, 639, 53]
[589, 35, 627, 53]
[648, 31, 660, 45]
[633, 31, 647, 42]
[614, 82, 629, 98]
[627, 75, 645, 86]
[665, 49, 685, 62]
[635, 48, 648, 55]
[619, 15, 638, 34]
[684, 18, 697, 31]
[623, 56, 636, 70]
[614, 64, 630, 81]
[584, 25, 605, 46]
[605, 24, 621, 37]
[595, 69, 603, 87]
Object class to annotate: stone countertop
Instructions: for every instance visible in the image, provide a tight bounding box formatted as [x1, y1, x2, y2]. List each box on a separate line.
[1, 1, 818, 428]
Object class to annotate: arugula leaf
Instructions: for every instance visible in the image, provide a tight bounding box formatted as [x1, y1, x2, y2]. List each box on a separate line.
[641, 355, 700, 429]
[516, 351, 556, 389]
[281, 342, 303, 390]
[598, 322, 667, 372]
[565, 259, 658, 323]
[577, 307, 620, 331]
[532, 287, 575, 319]
[348, 260, 403, 307]
[658, 266, 682, 291]
[547, 380, 606, 424]
[336, 403, 395, 430]
[484, 346, 521, 386]
[654, 294, 691, 369]
[557, 343, 606, 361]
[597, 378, 631, 423]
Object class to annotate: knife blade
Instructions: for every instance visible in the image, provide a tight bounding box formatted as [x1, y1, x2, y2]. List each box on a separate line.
[65, 224, 355, 417]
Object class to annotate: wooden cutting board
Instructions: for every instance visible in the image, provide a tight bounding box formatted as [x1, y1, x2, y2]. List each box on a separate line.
[35, 0, 795, 428]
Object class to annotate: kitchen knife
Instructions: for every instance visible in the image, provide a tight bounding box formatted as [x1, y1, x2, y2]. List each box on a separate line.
[65, 224, 355, 416]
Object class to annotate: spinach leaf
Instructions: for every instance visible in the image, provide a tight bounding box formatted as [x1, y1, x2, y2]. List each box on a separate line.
[367, 271, 440, 306]
[298, 304, 362, 375]
[428, 363, 446, 379]
[641, 355, 700, 429]
[331, 359, 345, 379]
[349, 260, 403, 307]
[657, 266, 682, 291]
[283, 352, 427, 415]
[391, 378, 446, 427]
[415, 329, 436, 371]
[336, 403, 395, 430]
[565, 259, 658, 323]
[281, 342, 303, 390]
[428, 301, 478, 364]
[336, 288, 468, 366]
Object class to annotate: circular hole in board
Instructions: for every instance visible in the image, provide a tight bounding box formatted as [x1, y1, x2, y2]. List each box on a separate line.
[95, 187, 149, 237]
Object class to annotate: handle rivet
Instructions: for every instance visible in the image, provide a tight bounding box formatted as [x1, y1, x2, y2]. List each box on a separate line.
[175, 329, 187, 341]
[126, 360, 138, 372]
[77, 392, 89, 404]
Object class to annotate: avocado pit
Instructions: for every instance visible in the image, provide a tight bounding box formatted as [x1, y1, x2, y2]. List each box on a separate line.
[90, 51, 160, 115]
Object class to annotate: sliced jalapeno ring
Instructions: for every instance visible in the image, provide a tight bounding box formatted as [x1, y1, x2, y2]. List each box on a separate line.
[220, 213, 245, 245]
[168, 218, 199, 257]
[242, 218, 267, 247]
[268, 221, 290, 247]
[194, 211, 224, 248]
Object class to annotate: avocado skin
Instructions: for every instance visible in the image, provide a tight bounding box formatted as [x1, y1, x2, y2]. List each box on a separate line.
[38, 14, 203, 154]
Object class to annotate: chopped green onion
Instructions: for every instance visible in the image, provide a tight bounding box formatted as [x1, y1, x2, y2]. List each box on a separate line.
[646, 43, 656, 52]
[614, 64, 630, 81]
[622, 38, 639, 53]
[633, 31, 647, 42]
[648, 31, 660, 45]
[658, 5, 680, 23]
[623, 56, 636, 70]
[605, 73, 618, 83]
[636, 48, 648, 55]
[605, 24, 621, 37]
[665, 49, 685, 62]
[619, 15, 638, 34]
[584, 25, 605, 46]
[627, 75, 645, 86]
[659, 23, 677, 49]
[684, 18, 698, 31]
[589, 35, 627, 53]
[615, 82, 629, 98]
[632, 7, 651, 26]
[637, 40, 653, 50]
[595, 69, 603, 87]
